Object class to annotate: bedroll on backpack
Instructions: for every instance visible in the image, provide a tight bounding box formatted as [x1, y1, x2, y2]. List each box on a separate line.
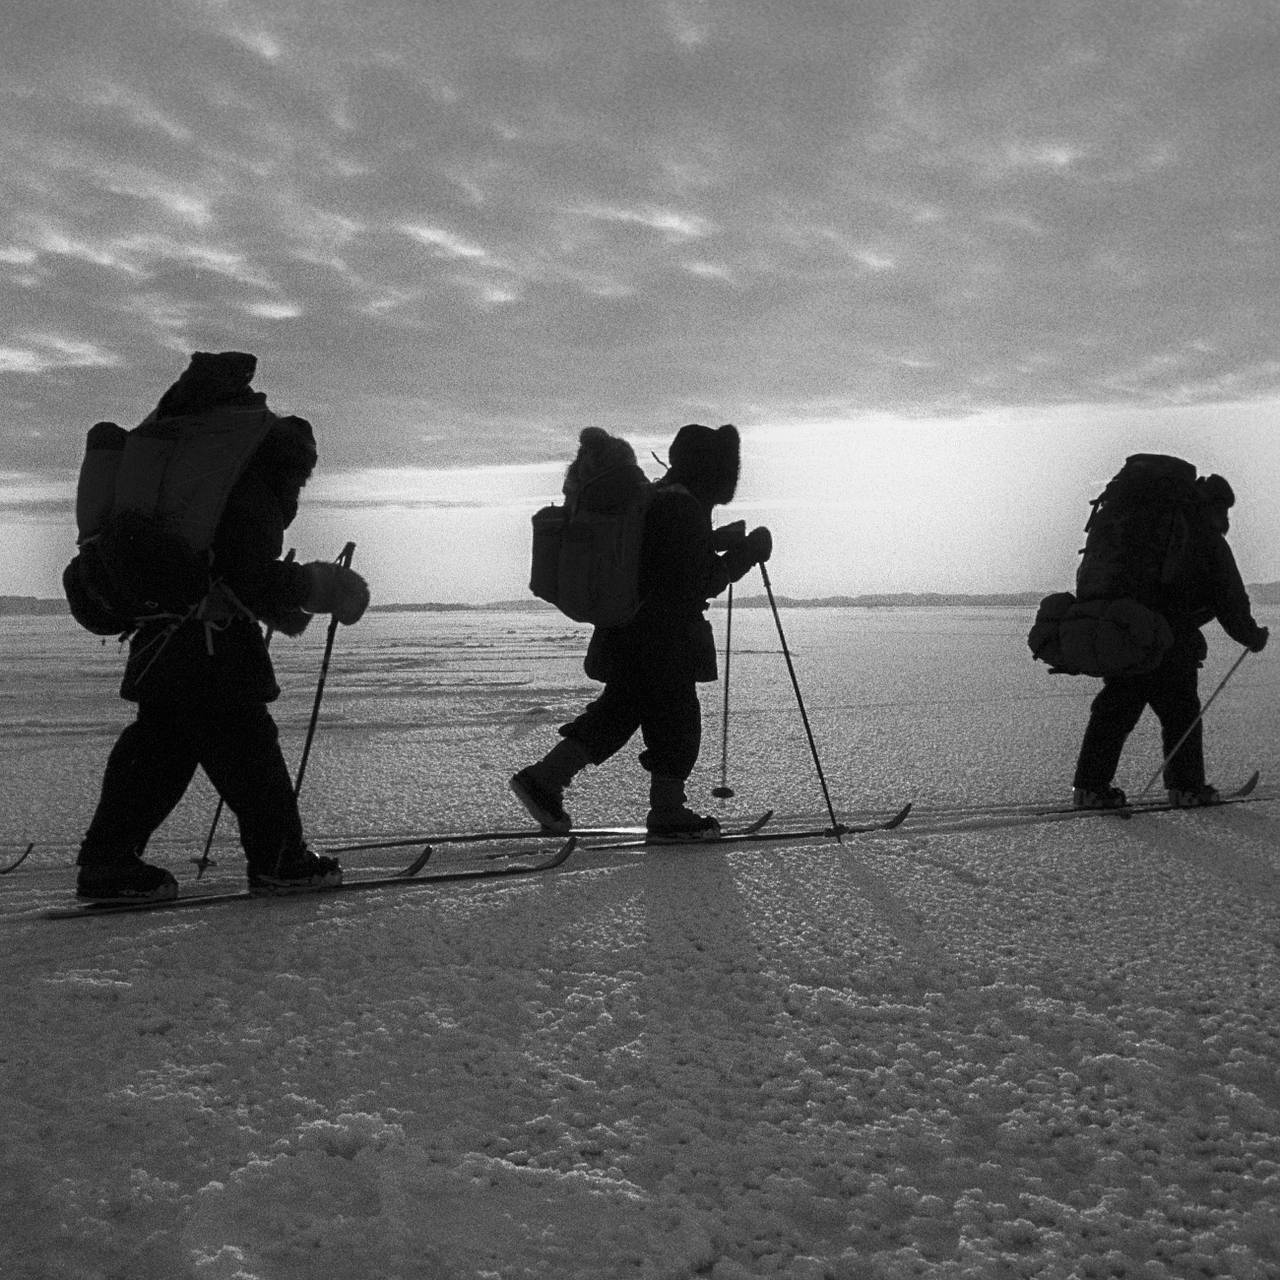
[1028, 591, 1173, 677]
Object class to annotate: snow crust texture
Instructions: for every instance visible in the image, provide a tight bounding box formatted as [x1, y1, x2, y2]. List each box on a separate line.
[4, 820, 1279, 1279]
[2, 609, 1278, 1278]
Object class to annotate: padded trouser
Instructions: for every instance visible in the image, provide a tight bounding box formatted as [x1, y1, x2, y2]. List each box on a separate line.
[1073, 649, 1205, 791]
[80, 699, 304, 868]
[561, 667, 702, 782]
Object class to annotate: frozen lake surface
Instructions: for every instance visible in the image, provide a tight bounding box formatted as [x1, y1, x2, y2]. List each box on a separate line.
[4, 605, 1274, 846]
[1, 606, 1278, 1279]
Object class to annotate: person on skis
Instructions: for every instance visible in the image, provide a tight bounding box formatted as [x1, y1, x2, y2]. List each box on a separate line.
[511, 422, 772, 840]
[73, 351, 370, 902]
[1073, 472, 1268, 809]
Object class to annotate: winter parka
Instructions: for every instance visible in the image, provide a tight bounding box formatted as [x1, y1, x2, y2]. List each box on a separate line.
[584, 474, 757, 684]
[1176, 519, 1267, 657]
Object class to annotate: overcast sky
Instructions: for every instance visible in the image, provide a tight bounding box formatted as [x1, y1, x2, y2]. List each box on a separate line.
[2, 1, 1279, 603]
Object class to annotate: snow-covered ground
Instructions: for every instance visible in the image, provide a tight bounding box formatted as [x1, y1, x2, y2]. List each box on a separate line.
[2, 608, 1278, 1279]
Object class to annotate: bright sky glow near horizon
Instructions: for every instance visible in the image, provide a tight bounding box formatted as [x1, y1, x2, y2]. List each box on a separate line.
[2, 1, 1279, 604]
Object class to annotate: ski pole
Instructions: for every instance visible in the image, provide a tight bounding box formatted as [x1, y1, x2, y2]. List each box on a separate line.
[759, 562, 843, 839]
[294, 541, 356, 798]
[1133, 645, 1251, 801]
[712, 583, 735, 800]
[194, 549, 296, 879]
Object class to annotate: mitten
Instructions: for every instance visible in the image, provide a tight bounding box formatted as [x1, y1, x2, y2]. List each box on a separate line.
[711, 520, 747, 552]
[745, 526, 773, 564]
[303, 561, 370, 625]
[1248, 625, 1269, 654]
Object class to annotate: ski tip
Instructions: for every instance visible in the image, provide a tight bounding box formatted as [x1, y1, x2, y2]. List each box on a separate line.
[399, 845, 434, 876]
[548, 836, 577, 866]
[884, 802, 913, 829]
[742, 809, 774, 835]
[1238, 770, 1261, 798]
[824, 802, 913, 837]
[1, 842, 35, 875]
[826, 802, 911, 837]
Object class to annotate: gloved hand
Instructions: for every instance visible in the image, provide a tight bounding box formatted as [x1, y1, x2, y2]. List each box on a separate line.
[711, 520, 747, 552]
[721, 525, 773, 581]
[1248, 625, 1269, 653]
[265, 607, 313, 638]
[745, 526, 772, 565]
[302, 561, 370, 625]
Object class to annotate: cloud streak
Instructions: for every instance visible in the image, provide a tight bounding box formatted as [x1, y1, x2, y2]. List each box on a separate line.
[2, 0, 1278, 483]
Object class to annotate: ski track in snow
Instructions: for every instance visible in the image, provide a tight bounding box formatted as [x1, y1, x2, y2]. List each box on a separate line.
[2, 610, 1279, 1278]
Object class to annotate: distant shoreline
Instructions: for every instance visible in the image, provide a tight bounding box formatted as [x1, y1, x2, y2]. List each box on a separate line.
[366, 593, 1057, 612]
[7, 584, 1280, 617]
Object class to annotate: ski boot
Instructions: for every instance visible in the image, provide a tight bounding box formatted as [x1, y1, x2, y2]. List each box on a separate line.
[1167, 784, 1222, 808]
[1072, 785, 1128, 810]
[645, 808, 723, 843]
[646, 774, 722, 843]
[248, 847, 342, 895]
[76, 855, 179, 903]
[510, 768, 572, 834]
[509, 738, 590, 834]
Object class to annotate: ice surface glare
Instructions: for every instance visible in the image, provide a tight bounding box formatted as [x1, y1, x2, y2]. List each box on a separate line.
[1, 607, 1278, 1278]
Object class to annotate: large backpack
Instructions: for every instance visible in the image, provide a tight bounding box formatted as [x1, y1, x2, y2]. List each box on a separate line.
[1028, 454, 1200, 677]
[1075, 453, 1201, 605]
[529, 428, 655, 627]
[63, 408, 273, 636]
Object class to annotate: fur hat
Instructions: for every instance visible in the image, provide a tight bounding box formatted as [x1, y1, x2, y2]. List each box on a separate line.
[1199, 473, 1235, 509]
[668, 423, 740, 505]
